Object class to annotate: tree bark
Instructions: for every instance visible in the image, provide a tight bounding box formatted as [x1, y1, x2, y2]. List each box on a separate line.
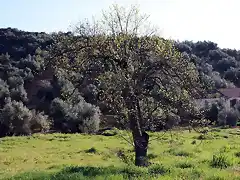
[123, 87, 149, 166]
[133, 131, 149, 166]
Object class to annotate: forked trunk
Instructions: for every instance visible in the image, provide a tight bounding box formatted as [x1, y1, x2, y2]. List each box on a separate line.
[123, 87, 149, 166]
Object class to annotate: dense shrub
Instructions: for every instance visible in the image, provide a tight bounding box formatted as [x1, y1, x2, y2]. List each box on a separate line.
[0, 79, 10, 107]
[0, 100, 51, 136]
[50, 98, 101, 133]
[85, 147, 97, 154]
[176, 161, 194, 169]
[205, 103, 219, 124]
[217, 107, 227, 126]
[30, 110, 52, 133]
[144, 113, 180, 131]
[235, 152, 240, 157]
[148, 164, 170, 175]
[210, 153, 231, 169]
[9, 84, 28, 102]
[218, 108, 239, 127]
[225, 109, 238, 127]
[100, 128, 118, 136]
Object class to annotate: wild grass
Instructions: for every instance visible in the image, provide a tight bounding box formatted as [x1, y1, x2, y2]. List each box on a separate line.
[0, 128, 240, 179]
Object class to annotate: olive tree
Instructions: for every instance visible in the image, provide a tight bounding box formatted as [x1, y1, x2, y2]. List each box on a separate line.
[46, 4, 205, 166]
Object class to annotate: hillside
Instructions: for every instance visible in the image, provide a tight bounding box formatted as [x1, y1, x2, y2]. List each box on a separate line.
[0, 28, 52, 60]
[1, 28, 240, 137]
[1, 28, 239, 89]
[175, 41, 239, 88]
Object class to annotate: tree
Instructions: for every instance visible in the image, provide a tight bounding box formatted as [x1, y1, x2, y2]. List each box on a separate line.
[46, 4, 206, 166]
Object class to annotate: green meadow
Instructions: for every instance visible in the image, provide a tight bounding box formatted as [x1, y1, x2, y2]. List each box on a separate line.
[0, 128, 240, 180]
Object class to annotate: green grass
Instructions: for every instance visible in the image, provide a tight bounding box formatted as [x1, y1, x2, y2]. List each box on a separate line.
[0, 128, 240, 179]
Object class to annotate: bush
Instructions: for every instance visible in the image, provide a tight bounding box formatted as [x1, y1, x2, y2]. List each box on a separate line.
[235, 152, 240, 158]
[7, 76, 24, 88]
[147, 153, 158, 160]
[30, 110, 52, 133]
[100, 128, 118, 136]
[85, 147, 97, 154]
[49, 76, 101, 134]
[148, 164, 170, 175]
[218, 108, 239, 127]
[176, 161, 194, 169]
[121, 165, 148, 178]
[0, 79, 10, 98]
[116, 149, 134, 165]
[9, 85, 28, 103]
[205, 103, 219, 124]
[0, 100, 51, 136]
[0, 80, 10, 110]
[225, 110, 238, 127]
[50, 98, 101, 134]
[168, 149, 192, 157]
[197, 134, 213, 140]
[191, 140, 197, 144]
[210, 153, 231, 169]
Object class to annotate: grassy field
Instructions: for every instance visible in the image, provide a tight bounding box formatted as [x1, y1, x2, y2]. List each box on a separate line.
[0, 128, 240, 180]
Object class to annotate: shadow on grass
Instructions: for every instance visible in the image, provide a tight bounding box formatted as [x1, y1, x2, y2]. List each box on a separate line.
[6, 164, 170, 180]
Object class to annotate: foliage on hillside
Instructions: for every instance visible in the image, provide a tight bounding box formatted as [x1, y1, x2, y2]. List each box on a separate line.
[0, 27, 240, 137]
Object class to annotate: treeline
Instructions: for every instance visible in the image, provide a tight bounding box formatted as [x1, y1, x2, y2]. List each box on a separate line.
[0, 28, 239, 137]
[175, 41, 239, 89]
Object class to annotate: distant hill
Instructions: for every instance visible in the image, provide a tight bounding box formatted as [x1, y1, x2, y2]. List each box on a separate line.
[174, 40, 240, 88]
[0, 28, 53, 60]
[1, 28, 239, 89]
[1, 27, 240, 137]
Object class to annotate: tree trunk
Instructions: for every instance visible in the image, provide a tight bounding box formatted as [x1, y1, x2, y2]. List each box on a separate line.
[133, 131, 149, 166]
[123, 87, 149, 166]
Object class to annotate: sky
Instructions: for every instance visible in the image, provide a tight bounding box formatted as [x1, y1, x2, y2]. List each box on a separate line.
[0, 0, 239, 49]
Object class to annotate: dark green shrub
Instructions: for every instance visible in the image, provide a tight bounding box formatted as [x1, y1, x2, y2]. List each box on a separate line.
[9, 85, 28, 103]
[121, 166, 147, 178]
[85, 147, 97, 154]
[0, 100, 51, 136]
[207, 103, 219, 124]
[197, 134, 213, 140]
[226, 110, 238, 127]
[7, 76, 24, 89]
[116, 149, 134, 165]
[30, 110, 51, 133]
[50, 74, 101, 134]
[219, 145, 231, 153]
[0, 79, 10, 106]
[207, 176, 225, 180]
[148, 164, 170, 175]
[211, 128, 221, 132]
[218, 108, 239, 127]
[61, 165, 120, 177]
[148, 153, 158, 160]
[168, 148, 192, 157]
[176, 161, 193, 169]
[101, 128, 118, 136]
[191, 140, 197, 144]
[175, 151, 191, 157]
[210, 153, 231, 169]
[50, 97, 100, 134]
[235, 152, 240, 158]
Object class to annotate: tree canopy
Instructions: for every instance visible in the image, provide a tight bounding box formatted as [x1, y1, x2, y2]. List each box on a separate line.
[45, 4, 208, 166]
